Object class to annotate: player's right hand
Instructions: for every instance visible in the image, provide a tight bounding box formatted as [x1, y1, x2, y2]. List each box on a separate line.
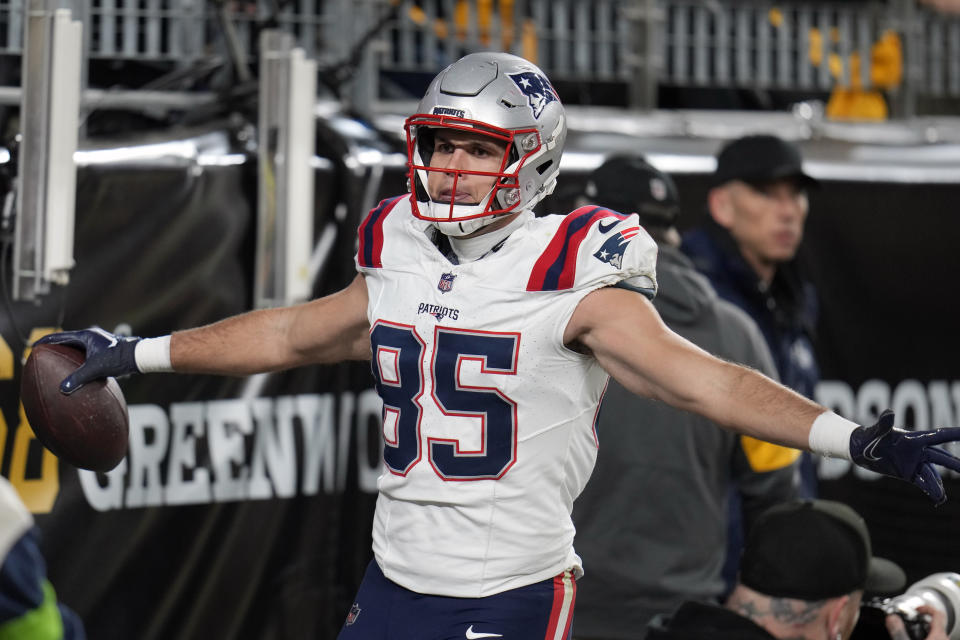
[34, 327, 141, 394]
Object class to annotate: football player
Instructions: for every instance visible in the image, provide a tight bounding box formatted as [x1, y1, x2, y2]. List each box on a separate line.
[38, 52, 960, 639]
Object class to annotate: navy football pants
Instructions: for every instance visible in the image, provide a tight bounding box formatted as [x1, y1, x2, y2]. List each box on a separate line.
[337, 560, 576, 640]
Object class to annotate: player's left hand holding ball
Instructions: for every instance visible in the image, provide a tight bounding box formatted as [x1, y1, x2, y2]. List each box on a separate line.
[22, 328, 137, 472]
[35, 327, 142, 394]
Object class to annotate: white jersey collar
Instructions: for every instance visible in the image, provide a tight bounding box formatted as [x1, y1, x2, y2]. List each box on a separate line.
[448, 211, 534, 263]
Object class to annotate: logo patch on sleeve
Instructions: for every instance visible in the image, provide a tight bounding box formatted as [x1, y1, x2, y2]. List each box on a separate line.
[593, 226, 641, 270]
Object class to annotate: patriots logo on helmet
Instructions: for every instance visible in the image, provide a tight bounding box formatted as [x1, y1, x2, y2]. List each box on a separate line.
[593, 225, 641, 270]
[508, 71, 558, 119]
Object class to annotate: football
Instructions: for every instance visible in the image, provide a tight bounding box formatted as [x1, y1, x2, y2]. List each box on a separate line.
[20, 343, 129, 472]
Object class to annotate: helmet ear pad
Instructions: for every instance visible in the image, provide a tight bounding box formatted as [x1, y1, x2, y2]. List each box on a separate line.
[490, 146, 522, 210]
[415, 127, 436, 167]
[413, 175, 431, 202]
[410, 127, 435, 202]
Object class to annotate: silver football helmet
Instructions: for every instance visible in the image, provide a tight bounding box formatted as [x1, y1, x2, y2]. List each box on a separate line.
[405, 51, 567, 236]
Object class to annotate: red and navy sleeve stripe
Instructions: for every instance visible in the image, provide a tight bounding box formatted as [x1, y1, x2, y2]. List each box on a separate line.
[526, 207, 629, 291]
[357, 195, 405, 268]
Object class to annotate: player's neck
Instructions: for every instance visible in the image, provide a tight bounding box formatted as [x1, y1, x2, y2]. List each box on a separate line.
[448, 211, 532, 262]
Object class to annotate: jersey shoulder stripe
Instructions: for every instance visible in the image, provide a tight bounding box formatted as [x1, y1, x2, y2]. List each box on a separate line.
[526, 207, 630, 291]
[357, 195, 406, 268]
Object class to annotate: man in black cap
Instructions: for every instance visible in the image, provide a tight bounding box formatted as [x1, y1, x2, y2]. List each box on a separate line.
[682, 134, 820, 401]
[572, 154, 803, 640]
[681, 135, 821, 584]
[645, 498, 949, 640]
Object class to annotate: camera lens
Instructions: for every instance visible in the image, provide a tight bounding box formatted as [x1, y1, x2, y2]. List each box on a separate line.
[857, 572, 960, 640]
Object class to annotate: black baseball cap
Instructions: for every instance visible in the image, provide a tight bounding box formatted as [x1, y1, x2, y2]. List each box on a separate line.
[740, 499, 906, 600]
[583, 154, 680, 228]
[712, 134, 818, 189]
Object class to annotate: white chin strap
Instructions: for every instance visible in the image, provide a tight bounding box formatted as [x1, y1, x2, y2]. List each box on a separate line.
[434, 219, 492, 237]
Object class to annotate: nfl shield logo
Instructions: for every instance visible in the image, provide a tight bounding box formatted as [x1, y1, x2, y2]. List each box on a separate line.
[345, 603, 361, 626]
[438, 272, 456, 293]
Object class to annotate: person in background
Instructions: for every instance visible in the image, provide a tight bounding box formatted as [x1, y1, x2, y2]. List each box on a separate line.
[644, 498, 948, 640]
[572, 155, 801, 640]
[682, 134, 820, 585]
[683, 134, 819, 402]
[0, 476, 85, 639]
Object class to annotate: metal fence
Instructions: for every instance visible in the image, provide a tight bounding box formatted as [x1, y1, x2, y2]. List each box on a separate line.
[0, 0, 382, 61]
[2, 0, 959, 103]
[919, 6, 960, 96]
[665, 2, 881, 91]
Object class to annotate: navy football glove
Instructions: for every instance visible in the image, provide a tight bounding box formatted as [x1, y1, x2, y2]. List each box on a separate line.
[850, 409, 960, 505]
[35, 327, 141, 394]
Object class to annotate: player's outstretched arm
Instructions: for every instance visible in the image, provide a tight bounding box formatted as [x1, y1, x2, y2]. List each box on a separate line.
[567, 286, 960, 504]
[37, 274, 372, 392]
[566, 286, 823, 448]
[170, 273, 371, 374]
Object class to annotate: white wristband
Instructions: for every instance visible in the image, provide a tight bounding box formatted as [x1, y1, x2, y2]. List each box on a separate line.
[808, 411, 859, 460]
[134, 336, 173, 373]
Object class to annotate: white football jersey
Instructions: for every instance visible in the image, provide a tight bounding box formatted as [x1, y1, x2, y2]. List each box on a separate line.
[355, 195, 658, 597]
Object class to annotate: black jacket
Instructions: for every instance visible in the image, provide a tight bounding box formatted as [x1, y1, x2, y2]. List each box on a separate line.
[645, 601, 777, 640]
[681, 220, 819, 399]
